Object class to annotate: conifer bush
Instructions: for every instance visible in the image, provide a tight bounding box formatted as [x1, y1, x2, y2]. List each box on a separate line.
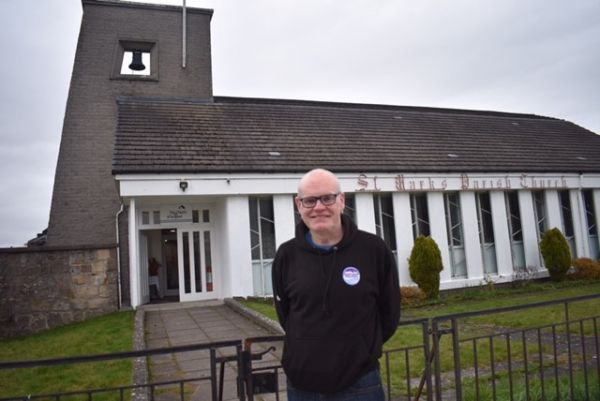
[409, 236, 443, 299]
[539, 227, 571, 282]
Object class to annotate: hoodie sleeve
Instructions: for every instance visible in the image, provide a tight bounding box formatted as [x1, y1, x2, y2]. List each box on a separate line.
[379, 245, 401, 343]
[272, 244, 290, 330]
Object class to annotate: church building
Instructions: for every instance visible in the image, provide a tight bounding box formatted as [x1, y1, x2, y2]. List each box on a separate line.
[47, 0, 600, 309]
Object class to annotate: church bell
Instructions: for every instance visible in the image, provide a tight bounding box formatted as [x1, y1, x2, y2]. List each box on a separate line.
[128, 51, 146, 71]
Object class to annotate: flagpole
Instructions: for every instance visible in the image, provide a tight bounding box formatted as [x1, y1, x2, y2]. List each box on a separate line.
[182, 0, 187, 68]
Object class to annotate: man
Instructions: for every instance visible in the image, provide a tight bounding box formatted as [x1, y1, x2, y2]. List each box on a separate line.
[272, 168, 400, 400]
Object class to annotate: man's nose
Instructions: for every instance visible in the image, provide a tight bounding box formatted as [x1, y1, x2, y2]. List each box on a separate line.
[313, 199, 327, 209]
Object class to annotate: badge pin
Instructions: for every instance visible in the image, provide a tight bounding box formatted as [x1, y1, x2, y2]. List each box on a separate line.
[342, 266, 360, 286]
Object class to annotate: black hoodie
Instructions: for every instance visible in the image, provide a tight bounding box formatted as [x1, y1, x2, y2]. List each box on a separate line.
[272, 214, 401, 394]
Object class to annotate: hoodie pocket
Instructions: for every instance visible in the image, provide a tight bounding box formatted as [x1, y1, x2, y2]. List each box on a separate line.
[283, 335, 372, 393]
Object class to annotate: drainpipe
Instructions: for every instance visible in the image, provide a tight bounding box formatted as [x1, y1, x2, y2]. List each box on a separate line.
[115, 203, 125, 309]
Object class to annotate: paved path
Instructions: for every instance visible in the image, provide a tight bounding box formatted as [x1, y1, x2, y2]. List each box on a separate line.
[141, 301, 285, 401]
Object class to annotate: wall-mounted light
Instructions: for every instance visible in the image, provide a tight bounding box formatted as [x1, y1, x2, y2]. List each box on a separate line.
[179, 181, 188, 191]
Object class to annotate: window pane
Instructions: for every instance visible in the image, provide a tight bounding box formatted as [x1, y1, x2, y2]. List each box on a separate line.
[506, 192, 523, 241]
[411, 193, 430, 239]
[445, 193, 463, 247]
[477, 192, 495, 244]
[204, 231, 213, 292]
[583, 190, 598, 235]
[559, 191, 574, 237]
[533, 191, 547, 237]
[344, 193, 356, 223]
[182, 232, 190, 294]
[259, 198, 275, 258]
[142, 211, 149, 225]
[193, 231, 201, 292]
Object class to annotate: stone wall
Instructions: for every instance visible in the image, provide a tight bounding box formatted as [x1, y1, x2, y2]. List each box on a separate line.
[0, 246, 119, 338]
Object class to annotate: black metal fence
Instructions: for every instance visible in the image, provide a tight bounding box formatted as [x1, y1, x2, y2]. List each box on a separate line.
[1, 293, 599, 401]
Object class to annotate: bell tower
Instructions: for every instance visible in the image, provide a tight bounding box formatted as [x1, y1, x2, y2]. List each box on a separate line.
[47, 0, 213, 247]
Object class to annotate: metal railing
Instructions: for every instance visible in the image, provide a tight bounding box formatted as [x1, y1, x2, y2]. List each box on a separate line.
[1, 293, 599, 401]
[431, 293, 600, 401]
[0, 340, 243, 401]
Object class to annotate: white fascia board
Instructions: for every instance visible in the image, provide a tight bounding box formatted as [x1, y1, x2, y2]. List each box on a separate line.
[114, 172, 600, 198]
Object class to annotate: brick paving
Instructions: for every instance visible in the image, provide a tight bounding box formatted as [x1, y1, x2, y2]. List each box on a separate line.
[142, 301, 285, 401]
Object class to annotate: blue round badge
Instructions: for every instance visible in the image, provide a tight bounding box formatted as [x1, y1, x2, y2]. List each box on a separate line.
[342, 266, 360, 286]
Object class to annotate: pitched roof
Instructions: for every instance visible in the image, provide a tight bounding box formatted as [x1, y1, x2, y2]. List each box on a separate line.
[113, 96, 600, 175]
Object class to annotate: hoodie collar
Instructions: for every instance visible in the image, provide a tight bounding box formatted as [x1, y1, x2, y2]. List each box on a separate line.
[296, 214, 358, 253]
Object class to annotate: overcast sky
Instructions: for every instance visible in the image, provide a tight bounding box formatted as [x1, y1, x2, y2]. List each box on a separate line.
[1, 0, 599, 247]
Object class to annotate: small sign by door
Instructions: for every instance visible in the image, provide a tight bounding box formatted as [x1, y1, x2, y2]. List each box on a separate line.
[161, 204, 192, 223]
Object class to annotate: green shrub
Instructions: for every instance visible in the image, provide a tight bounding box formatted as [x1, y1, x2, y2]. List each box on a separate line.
[570, 257, 600, 280]
[540, 228, 571, 282]
[408, 236, 443, 299]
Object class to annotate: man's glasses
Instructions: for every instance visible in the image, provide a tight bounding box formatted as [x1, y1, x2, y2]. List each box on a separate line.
[298, 193, 340, 208]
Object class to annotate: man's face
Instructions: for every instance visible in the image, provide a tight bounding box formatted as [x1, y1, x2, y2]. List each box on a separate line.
[296, 173, 345, 236]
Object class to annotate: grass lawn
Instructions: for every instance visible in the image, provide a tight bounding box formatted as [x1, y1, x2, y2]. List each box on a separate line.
[1, 280, 598, 400]
[0, 310, 135, 399]
[240, 279, 600, 399]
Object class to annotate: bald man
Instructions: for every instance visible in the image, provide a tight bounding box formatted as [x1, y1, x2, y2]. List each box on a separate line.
[272, 168, 400, 400]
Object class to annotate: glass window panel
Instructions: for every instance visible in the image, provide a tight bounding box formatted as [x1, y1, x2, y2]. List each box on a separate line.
[445, 193, 463, 247]
[583, 190, 597, 236]
[374, 196, 383, 238]
[344, 193, 356, 223]
[374, 194, 396, 251]
[192, 210, 199, 223]
[203, 209, 210, 223]
[250, 231, 260, 260]
[153, 211, 160, 225]
[477, 192, 495, 244]
[193, 232, 201, 292]
[506, 192, 523, 241]
[259, 198, 276, 259]
[559, 190, 574, 237]
[411, 193, 430, 239]
[533, 191, 547, 238]
[182, 232, 191, 294]
[204, 231, 213, 292]
[249, 198, 259, 232]
[142, 211, 149, 225]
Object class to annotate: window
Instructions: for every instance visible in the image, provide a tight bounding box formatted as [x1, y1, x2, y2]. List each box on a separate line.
[410, 193, 430, 239]
[532, 191, 547, 240]
[505, 191, 525, 270]
[476, 192, 497, 274]
[374, 194, 397, 252]
[344, 193, 356, 223]
[505, 192, 523, 242]
[444, 192, 467, 278]
[559, 190, 576, 257]
[112, 40, 158, 80]
[249, 197, 276, 296]
[141, 210, 161, 225]
[583, 190, 599, 259]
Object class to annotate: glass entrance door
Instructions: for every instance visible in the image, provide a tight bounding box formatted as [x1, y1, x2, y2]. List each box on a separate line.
[177, 228, 215, 301]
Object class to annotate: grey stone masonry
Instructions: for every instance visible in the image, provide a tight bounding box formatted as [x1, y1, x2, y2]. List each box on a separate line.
[47, 0, 213, 247]
[0, 246, 118, 337]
